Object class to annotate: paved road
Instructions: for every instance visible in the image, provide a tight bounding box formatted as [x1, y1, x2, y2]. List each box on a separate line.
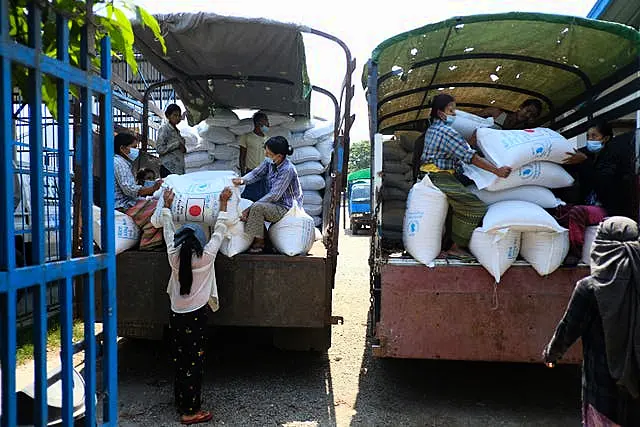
[114, 227, 582, 426]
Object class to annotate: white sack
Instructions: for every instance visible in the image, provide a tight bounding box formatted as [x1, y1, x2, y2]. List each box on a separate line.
[152, 171, 241, 226]
[260, 111, 295, 126]
[92, 206, 140, 255]
[211, 144, 240, 161]
[295, 161, 325, 176]
[178, 125, 201, 151]
[450, 110, 495, 140]
[185, 151, 213, 169]
[303, 119, 334, 140]
[220, 198, 254, 258]
[521, 230, 569, 276]
[303, 190, 323, 205]
[207, 160, 240, 173]
[289, 146, 321, 164]
[469, 228, 521, 283]
[205, 109, 240, 127]
[268, 203, 315, 256]
[315, 137, 334, 166]
[581, 225, 599, 265]
[282, 116, 315, 132]
[290, 132, 316, 148]
[403, 175, 449, 266]
[266, 126, 292, 140]
[186, 140, 214, 154]
[196, 118, 236, 143]
[229, 118, 254, 136]
[468, 185, 564, 209]
[304, 203, 323, 216]
[463, 162, 574, 191]
[477, 127, 574, 169]
[481, 200, 566, 233]
[299, 175, 326, 190]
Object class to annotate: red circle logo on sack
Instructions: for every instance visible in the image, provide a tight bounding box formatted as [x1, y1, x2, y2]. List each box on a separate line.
[189, 205, 202, 217]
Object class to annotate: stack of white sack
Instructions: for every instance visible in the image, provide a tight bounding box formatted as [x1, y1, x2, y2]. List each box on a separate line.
[382, 132, 420, 242]
[188, 109, 241, 174]
[449, 110, 495, 140]
[474, 200, 569, 277]
[273, 117, 334, 229]
[92, 206, 141, 255]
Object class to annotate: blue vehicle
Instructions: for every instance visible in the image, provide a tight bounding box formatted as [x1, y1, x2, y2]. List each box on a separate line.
[348, 178, 371, 234]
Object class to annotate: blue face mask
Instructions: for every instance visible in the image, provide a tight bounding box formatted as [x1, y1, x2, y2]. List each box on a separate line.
[264, 156, 274, 165]
[586, 140, 603, 153]
[128, 147, 140, 162]
[143, 180, 156, 188]
[445, 115, 456, 125]
[261, 125, 269, 134]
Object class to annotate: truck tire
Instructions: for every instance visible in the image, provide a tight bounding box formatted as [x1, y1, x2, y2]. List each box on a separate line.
[272, 326, 331, 352]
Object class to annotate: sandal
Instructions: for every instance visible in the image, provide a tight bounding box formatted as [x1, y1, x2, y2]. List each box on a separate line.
[248, 246, 264, 254]
[181, 410, 213, 425]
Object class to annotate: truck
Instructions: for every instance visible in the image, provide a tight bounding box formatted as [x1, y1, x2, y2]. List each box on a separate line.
[347, 169, 371, 234]
[363, 12, 640, 362]
[96, 13, 356, 350]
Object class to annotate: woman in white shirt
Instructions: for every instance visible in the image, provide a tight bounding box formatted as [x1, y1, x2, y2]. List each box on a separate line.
[158, 187, 233, 425]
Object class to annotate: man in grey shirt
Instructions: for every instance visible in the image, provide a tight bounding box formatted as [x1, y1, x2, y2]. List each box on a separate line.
[156, 104, 186, 177]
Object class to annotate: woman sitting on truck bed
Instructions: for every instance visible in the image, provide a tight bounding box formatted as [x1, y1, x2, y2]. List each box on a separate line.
[420, 94, 512, 260]
[557, 121, 636, 265]
[232, 136, 303, 254]
[114, 132, 165, 250]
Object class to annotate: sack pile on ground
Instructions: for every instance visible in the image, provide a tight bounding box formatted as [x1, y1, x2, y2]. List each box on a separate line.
[381, 132, 420, 243]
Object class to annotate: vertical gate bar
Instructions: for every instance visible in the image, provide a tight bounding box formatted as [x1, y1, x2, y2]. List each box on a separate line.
[0, 2, 15, 420]
[99, 35, 118, 424]
[0, 290, 17, 427]
[56, 12, 74, 426]
[27, 3, 48, 425]
[79, 21, 96, 426]
[0, 0, 15, 279]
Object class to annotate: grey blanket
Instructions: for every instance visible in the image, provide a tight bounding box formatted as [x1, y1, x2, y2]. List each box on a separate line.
[591, 216, 640, 398]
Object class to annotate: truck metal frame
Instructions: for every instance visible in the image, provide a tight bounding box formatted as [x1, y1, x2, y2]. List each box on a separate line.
[364, 13, 640, 362]
[97, 15, 356, 350]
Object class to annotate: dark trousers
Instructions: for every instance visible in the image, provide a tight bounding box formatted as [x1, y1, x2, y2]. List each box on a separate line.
[170, 305, 209, 415]
[160, 165, 172, 178]
[241, 173, 268, 202]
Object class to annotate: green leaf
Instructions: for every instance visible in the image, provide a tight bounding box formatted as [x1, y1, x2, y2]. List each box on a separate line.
[136, 6, 166, 54]
[107, 4, 134, 46]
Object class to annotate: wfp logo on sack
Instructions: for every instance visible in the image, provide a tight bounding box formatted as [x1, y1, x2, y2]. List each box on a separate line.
[187, 183, 211, 194]
[406, 220, 419, 236]
[518, 163, 540, 180]
[530, 142, 551, 159]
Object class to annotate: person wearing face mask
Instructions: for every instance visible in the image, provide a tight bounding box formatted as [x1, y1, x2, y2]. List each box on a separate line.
[555, 121, 635, 264]
[232, 136, 303, 254]
[114, 132, 165, 250]
[420, 94, 513, 260]
[136, 168, 157, 188]
[238, 112, 270, 202]
[156, 103, 187, 178]
[479, 98, 543, 130]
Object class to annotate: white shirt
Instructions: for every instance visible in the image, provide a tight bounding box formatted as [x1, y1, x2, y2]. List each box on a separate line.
[158, 208, 231, 313]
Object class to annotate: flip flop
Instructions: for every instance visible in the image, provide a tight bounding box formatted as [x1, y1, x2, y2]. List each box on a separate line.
[248, 246, 264, 254]
[181, 410, 213, 425]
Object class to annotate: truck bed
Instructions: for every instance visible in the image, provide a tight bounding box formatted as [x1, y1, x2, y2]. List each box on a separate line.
[97, 241, 332, 345]
[374, 256, 587, 363]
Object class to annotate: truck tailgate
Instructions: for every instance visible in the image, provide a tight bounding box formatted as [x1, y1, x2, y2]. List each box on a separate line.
[375, 259, 586, 363]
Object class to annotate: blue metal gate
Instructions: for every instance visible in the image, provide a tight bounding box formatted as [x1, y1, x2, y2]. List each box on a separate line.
[0, 2, 117, 426]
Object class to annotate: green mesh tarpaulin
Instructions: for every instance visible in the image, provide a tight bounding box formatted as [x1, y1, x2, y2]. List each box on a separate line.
[348, 168, 370, 182]
[362, 12, 640, 132]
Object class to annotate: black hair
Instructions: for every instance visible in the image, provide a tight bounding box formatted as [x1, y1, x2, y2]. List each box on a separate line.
[265, 135, 294, 156]
[178, 232, 204, 296]
[165, 103, 181, 117]
[520, 99, 543, 115]
[135, 168, 155, 185]
[253, 111, 268, 126]
[593, 120, 614, 139]
[114, 132, 137, 156]
[429, 94, 455, 120]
